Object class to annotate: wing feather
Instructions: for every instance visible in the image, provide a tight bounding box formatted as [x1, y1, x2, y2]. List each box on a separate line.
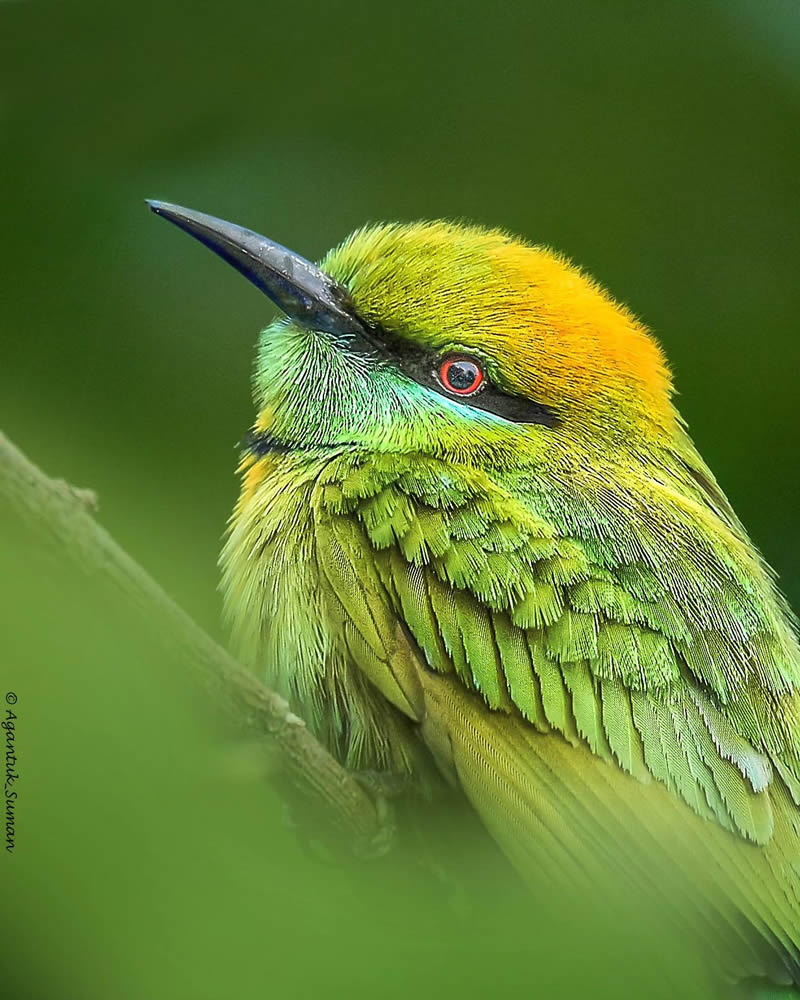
[311, 451, 800, 980]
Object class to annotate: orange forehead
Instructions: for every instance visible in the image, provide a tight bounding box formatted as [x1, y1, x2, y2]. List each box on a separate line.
[488, 242, 673, 423]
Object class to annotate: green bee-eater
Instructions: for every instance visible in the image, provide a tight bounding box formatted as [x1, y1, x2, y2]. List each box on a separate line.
[149, 201, 800, 991]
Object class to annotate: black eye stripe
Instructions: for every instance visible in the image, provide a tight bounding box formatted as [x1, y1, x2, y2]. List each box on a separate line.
[342, 319, 559, 428]
[464, 389, 558, 426]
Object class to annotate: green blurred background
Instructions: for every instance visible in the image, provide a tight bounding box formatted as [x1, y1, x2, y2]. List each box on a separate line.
[1, 1, 798, 997]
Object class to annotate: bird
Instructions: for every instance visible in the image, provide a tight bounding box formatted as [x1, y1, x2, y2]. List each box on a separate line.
[148, 200, 800, 993]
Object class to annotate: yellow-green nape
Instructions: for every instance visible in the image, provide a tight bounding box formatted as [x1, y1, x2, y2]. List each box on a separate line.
[322, 220, 676, 437]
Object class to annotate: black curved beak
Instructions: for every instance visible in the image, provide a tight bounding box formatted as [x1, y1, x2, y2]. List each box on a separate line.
[146, 200, 368, 340]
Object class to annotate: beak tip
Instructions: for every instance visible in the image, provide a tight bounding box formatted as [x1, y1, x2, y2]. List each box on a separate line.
[143, 199, 364, 339]
[146, 199, 172, 218]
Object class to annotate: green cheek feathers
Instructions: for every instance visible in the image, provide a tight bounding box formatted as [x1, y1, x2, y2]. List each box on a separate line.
[251, 321, 547, 464]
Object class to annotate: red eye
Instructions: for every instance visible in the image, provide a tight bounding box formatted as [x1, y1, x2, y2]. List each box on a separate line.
[438, 356, 485, 396]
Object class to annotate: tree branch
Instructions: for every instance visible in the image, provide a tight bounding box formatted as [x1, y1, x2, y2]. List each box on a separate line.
[0, 430, 383, 849]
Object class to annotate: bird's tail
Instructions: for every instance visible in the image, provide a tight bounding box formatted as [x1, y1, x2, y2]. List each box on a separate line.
[418, 668, 800, 991]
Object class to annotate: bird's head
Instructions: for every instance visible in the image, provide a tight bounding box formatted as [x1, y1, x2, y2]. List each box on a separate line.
[148, 203, 677, 470]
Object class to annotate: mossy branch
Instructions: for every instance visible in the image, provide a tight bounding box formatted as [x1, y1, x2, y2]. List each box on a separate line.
[0, 430, 383, 849]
